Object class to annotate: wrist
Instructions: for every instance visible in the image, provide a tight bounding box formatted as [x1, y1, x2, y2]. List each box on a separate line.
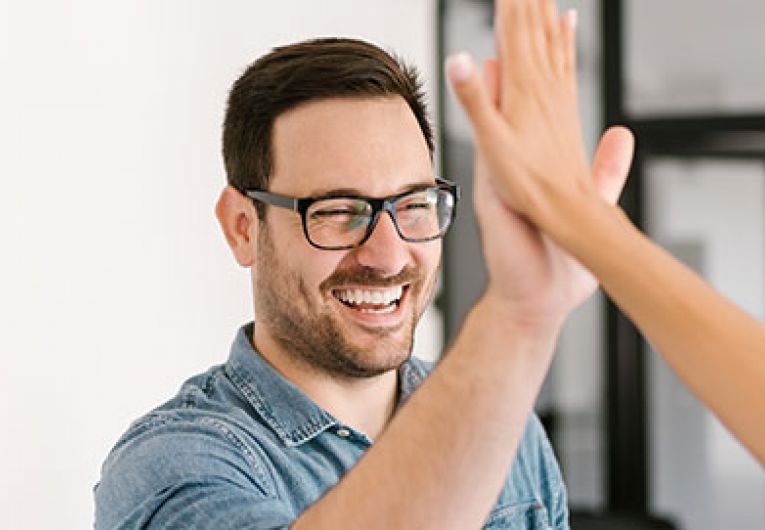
[446, 294, 562, 384]
[552, 193, 638, 263]
[535, 173, 600, 235]
[476, 290, 564, 343]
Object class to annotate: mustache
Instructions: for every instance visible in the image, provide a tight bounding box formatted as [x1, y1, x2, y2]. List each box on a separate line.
[320, 265, 421, 292]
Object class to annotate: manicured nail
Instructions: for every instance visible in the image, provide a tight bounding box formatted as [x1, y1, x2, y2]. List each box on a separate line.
[567, 9, 578, 29]
[446, 52, 474, 84]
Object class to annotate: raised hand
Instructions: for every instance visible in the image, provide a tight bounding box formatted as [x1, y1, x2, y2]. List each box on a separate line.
[448, 0, 632, 239]
[446, 0, 634, 325]
[449, 0, 765, 471]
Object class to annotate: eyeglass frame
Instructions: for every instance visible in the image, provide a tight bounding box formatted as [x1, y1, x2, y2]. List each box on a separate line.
[242, 177, 460, 250]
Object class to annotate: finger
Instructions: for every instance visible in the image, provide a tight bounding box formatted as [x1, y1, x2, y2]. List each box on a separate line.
[542, 0, 562, 73]
[448, 51, 524, 211]
[591, 126, 635, 204]
[482, 58, 500, 108]
[495, 0, 524, 59]
[527, 0, 551, 75]
[560, 9, 577, 76]
[513, 0, 534, 69]
[496, 0, 531, 87]
[473, 149, 497, 224]
[446, 52, 504, 147]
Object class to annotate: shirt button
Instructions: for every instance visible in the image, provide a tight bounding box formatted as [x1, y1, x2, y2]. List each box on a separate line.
[336, 428, 351, 438]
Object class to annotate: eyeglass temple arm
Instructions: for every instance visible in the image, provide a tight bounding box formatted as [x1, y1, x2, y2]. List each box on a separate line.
[244, 190, 300, 211]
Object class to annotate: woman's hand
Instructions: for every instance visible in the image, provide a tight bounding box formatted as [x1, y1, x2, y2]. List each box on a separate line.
[447, 0, 634, 327]
[447, 0, 631, 239]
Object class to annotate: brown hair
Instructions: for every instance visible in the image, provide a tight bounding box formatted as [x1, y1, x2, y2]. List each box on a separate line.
[222, 37, 433, 217]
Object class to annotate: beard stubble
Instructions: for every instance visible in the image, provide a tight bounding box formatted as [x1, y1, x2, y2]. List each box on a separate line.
[253, 223, 431, 379]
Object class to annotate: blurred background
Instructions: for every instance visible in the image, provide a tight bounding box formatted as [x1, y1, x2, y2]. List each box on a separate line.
[0, 1, 763, 528]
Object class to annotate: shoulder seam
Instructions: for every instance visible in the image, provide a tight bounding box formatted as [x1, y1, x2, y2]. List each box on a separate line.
[124, 412, 278, 498]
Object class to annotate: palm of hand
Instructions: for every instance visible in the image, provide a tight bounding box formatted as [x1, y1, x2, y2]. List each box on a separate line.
[474, 153, 598, 324]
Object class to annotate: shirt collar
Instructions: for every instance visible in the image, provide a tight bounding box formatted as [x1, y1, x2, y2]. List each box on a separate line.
[224, 323, 431, 447]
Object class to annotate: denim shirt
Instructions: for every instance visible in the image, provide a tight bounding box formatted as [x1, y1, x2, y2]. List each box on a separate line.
[95, 323, 568, 529]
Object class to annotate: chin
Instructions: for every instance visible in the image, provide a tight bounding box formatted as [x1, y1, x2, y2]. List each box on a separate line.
[339, 334, 413, 377]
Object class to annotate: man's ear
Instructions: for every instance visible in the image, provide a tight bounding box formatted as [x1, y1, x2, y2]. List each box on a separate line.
[215, 186, 259, 267]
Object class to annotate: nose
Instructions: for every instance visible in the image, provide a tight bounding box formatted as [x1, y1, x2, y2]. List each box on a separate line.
[353, 211, 410, 274]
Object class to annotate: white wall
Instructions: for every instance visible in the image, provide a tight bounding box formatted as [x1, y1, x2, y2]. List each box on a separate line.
[0, 1, 437, 528]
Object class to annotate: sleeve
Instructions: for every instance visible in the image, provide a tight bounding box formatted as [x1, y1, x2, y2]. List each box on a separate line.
[529, 414, 570, 530]
[94, 416, 294, 530]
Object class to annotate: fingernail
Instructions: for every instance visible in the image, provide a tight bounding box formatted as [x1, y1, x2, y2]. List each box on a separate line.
[567, 9, 578, 29]
[446, 52, 474, 84]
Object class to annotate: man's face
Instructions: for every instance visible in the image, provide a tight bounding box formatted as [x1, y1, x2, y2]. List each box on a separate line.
[252, 97, 441, 379]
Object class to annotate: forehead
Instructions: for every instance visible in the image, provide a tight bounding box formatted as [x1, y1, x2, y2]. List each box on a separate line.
[269, 97, 433, 197]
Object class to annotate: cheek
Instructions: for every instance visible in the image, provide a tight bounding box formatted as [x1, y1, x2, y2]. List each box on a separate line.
[417, 242, 442, 277]
[410, 243, 441, 306]
[258, 225, 340, 301]
[298, 252, 345, 297]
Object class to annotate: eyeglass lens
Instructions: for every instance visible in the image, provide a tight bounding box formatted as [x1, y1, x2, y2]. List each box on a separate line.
[305, 188, 454, 248]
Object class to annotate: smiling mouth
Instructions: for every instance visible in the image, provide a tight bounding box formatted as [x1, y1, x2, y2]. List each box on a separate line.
[331, 285, 408, 314]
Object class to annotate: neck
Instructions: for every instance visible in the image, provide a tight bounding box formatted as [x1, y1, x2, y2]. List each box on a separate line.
[252, 325, 399, 440]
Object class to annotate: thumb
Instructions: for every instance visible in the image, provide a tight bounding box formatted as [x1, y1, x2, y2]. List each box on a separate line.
[591, 125, 635, 205]
[446, 52, 503, 145]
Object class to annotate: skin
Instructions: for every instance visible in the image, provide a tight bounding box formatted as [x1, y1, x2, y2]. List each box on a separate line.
[449, 0, 765, 467]
[215, 2, 632, 526]
[217, 97, 441, 439]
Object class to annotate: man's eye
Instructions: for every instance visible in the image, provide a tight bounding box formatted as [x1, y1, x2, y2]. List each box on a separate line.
[401, 202, 432, 210]
[312, 209, 357, 217]
[309, 210, 370, 230]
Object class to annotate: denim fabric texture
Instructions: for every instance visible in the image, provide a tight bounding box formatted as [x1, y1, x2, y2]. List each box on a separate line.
[95, 323, 568, 529]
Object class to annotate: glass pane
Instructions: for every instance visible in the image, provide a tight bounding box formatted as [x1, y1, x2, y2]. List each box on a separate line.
[644, 157, 765, 530]
[625, 0, 765, 116]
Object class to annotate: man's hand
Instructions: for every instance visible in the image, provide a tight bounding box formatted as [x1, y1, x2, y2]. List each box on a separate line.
[293, 6, 638, 529]
[447, 0, 634, 326]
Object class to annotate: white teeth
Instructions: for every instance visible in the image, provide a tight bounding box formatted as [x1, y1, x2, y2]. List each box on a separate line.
[334, 285, 404, 306]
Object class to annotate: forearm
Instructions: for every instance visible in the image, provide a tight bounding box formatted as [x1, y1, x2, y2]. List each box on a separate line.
[552, 194, 765, 466]
[293, 296, 559, 530]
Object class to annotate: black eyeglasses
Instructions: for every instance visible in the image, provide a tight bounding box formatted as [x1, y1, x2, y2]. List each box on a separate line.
[243, 178, 460, 250]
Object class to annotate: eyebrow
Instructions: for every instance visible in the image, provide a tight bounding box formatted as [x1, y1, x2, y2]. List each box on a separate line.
[309, 179, 436, 199]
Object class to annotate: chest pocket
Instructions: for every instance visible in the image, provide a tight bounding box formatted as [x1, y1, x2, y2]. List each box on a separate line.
[483, 500, 551, 530]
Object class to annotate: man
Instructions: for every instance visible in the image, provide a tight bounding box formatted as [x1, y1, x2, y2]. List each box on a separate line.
[95, 2, 630, 528]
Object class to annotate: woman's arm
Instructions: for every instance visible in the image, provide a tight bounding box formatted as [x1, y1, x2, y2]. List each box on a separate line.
[559, 189, 765, 466]
[447, 0, 765, 467]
